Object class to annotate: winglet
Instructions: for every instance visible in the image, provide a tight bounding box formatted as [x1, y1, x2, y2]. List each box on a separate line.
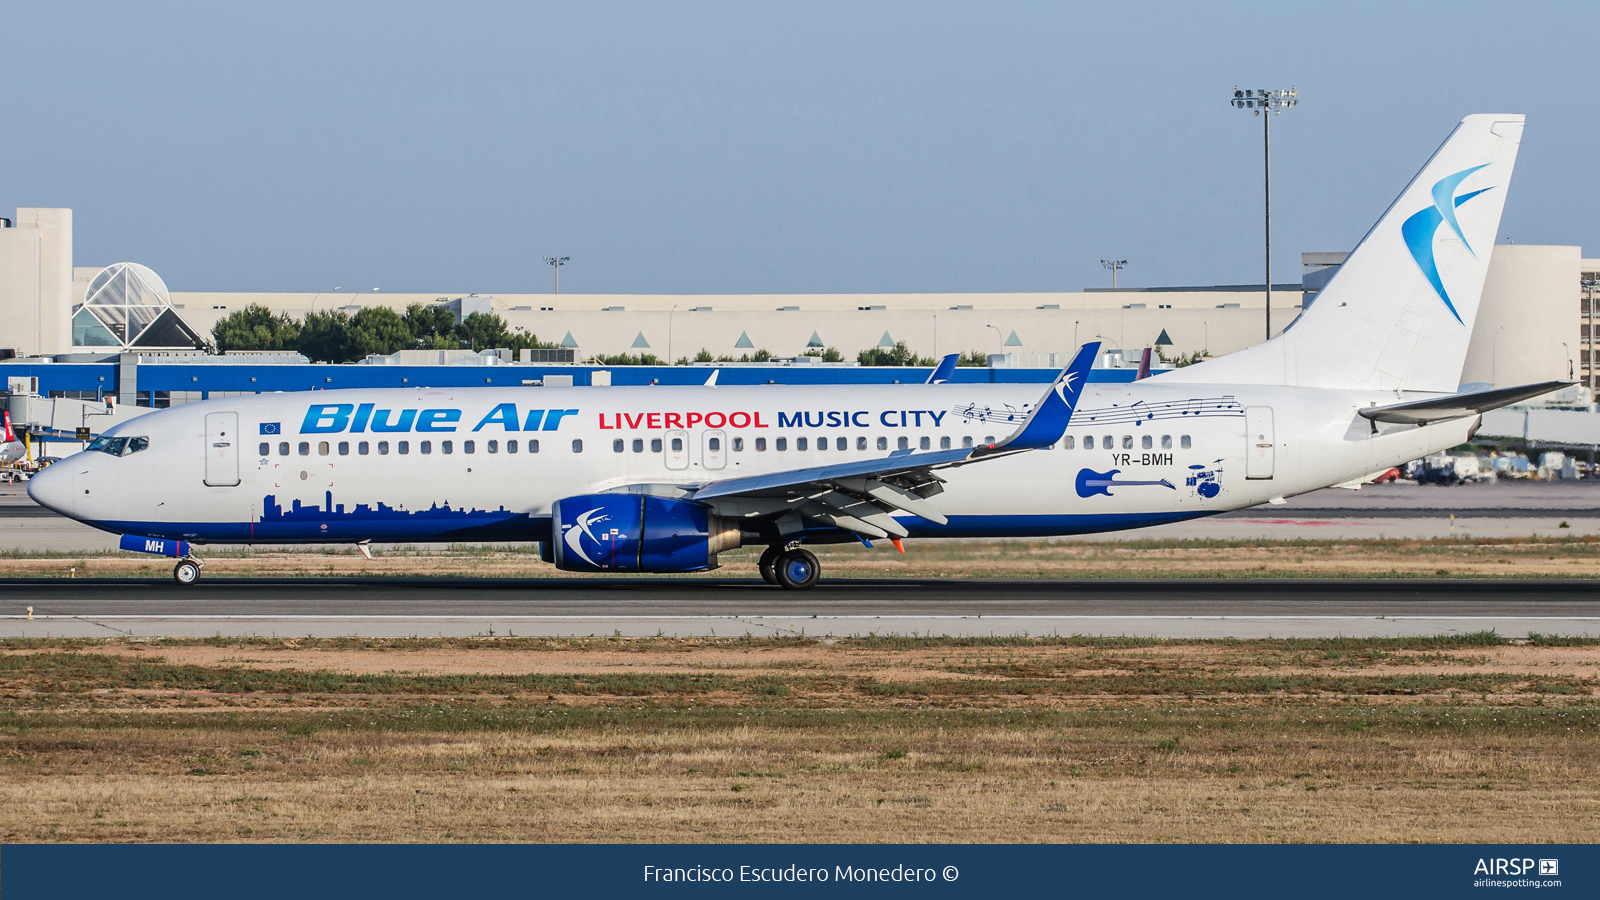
[925, 353, 959, 384]
[980, 341, 1098, 454]
[704, 369, 720, 387]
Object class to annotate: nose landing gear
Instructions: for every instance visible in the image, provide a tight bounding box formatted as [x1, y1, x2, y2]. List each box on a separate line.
[173, 557, 204, 585]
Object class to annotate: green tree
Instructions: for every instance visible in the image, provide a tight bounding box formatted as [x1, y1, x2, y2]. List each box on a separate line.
[210, 304, 300, 353]
[857, 341, 936, 367]
[455, 311, 512, 351]
[592, 352, 666, 366]
[956, 349, 989, 367]
[803, 346, 845, 362]
[296, 309, 355, 363]
[347, 306, 414, 357]
[693, 348, 715, 362]
[403, 303, 459, 349]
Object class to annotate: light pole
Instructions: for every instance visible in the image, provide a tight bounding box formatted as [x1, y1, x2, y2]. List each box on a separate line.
[1203, 319, 1209, 354]
[1230, 85, 1298, 341]
[1100, 259, 1127, 289]
[1095, 333, 1122, 367]
[543, 256, 570, 294]
[668, 304, 677, 365]
[1073, 320, 1080, 348]
[986, 324, 1003, 352]
[1563, 342, 1574, 381]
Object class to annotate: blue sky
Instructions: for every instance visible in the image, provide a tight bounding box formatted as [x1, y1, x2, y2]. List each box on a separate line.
[2, 1, 1594, 294]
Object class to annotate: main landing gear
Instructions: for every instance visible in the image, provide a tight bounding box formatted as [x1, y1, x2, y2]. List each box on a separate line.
[173, 557, 204, 586]
[760, 545, 820, 591]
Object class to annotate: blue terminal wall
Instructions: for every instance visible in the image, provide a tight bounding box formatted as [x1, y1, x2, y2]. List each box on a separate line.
[5, 361, 1140, 401]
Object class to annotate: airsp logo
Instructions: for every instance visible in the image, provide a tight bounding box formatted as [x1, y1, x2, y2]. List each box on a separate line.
[1539, 859, 1559, 877]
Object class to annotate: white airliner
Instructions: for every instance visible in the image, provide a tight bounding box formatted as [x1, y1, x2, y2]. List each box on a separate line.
[28, 114, 1563, 588]
[0, 412, 24, 464]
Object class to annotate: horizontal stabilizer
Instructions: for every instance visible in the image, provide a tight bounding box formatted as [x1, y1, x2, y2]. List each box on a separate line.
[1358, 381, 1570, 425]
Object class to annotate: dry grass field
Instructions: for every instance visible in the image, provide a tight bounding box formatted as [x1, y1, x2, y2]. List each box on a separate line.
[0, 634, 1595, 843]
[4, 534, 1600, 580]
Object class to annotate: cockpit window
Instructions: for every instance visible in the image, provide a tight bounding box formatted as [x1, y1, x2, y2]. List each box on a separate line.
[86, 436, 148, 456]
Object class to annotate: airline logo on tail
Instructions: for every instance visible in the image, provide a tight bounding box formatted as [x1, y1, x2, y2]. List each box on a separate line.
[1401, 164, 1495, 325]
[2, 411, 14, 444]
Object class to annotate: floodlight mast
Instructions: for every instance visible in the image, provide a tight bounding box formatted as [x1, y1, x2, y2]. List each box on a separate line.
[1100, 259, 1128, 289]
[543, 256, 570, 294]
[1584, 277, 1598, 394]
[1230, 85, 1298, 340]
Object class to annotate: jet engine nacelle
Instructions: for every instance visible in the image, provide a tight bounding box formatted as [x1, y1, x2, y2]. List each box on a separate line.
[550, 493, 741, 573]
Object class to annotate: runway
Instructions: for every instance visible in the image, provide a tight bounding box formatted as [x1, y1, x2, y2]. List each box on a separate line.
[3, 577, 1595, 639]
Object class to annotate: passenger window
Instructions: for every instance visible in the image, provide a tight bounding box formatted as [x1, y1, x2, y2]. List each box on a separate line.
[529, 440, 540, 453]
[464, 440, 475, 454]
[279, 442, 290, 456]
[877, 436, 888, 450]
[940, 436, 951, 450]
[836, 437, 846, 451]
[1161, 435, 1172, 449]
[857, 437, 867, 450]
[671, 437, 683, 452]
[1084, 435, 1094, 449]
[1181, 435, 1192, 449]
[633, 439, 644, 453]
[755, 437, 767, 451]
[898, 437, 909, 450]
[732, 437, 743, 452]
[962, 436, 973, 448]
[613, 439, 624, 453]
[259, 442, 270, 456]
[919, 436, 931, 450]
[317, 441, 329, 456]
[338, 441, 349, 456]
[398, 441, 409, 454]
[1122, 435, 1133, 449]
[441, 440, 452, 454]
[571, 439, 583, 452]
[1142, 435, 1152, 450]
[507, 440, 518, 454]
[1102, 435, 1112, 448]
[651, 438, 663, 453]
[1062, 436, 1075, 450]
[421, 441, 433, 454]
[709, 437, 721, 451]
[298, 442, 310, 456]
[797, 437, 809, 451]
[984, 436, 995, 445]
[378, 441, 390, 455]
[359, 441, 370, 455]
[776, 437, 787, 451]
[488, 440, 499, 454]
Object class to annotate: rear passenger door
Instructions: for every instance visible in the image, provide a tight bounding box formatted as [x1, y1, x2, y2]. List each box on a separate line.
[1245, 406, 1274, 480]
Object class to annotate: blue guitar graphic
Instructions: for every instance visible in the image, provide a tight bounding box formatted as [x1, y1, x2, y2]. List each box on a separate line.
[1075, 468, 1176, 498]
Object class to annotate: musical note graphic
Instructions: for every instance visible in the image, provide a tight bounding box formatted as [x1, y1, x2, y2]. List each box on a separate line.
[1075, 468, 1177, 498]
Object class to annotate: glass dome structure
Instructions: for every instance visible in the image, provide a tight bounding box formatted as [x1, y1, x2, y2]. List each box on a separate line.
[72, 263, 205, 350]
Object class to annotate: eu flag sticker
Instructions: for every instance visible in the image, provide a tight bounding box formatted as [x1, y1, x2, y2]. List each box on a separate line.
[260, 422, 281, 435]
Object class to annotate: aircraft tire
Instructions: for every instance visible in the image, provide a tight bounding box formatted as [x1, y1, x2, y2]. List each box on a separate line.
[173, 560, 200, 586]
[774, 548, 820, 591]
[758, 546, 782, 585]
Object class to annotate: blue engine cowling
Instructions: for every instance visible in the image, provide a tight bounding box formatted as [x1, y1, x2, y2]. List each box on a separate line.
[550, 493, 741, 573]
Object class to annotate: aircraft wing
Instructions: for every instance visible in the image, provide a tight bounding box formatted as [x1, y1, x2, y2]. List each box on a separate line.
[676, 343, 1098, 538]
[1357, 380, 1571, 425]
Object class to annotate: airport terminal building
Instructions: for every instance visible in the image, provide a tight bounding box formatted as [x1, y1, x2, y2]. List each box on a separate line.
[1, 207, 1596, 451]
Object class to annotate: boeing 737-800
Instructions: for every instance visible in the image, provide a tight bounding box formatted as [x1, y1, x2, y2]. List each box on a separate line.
[28, 114, 1564, 588]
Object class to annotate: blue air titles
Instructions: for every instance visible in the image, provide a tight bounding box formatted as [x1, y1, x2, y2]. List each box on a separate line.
[300, 403, 579, 435]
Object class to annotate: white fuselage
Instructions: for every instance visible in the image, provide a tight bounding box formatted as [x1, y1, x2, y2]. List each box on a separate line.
[26, 380, 1471, 546]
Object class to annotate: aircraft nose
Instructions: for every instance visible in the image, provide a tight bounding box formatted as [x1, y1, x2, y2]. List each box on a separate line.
[26, 464, 74, 517]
